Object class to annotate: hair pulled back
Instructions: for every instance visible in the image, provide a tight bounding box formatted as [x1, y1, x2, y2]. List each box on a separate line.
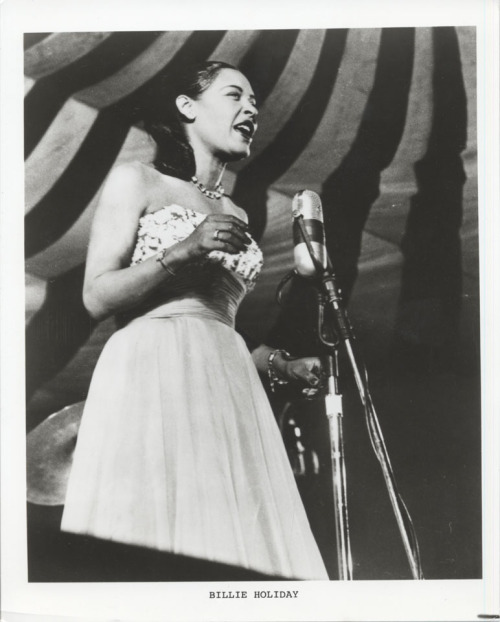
[143, 60, 237, 181]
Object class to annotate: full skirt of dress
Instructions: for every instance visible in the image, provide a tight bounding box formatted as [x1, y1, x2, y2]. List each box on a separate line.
[61, 308, 328, 580]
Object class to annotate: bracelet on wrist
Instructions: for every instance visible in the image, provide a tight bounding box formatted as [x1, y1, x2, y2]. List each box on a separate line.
[267, 349, 291, 392]
[156, 249, 177, 279]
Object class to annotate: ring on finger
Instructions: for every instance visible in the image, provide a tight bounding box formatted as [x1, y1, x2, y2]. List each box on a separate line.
[213, 229, 221, 241]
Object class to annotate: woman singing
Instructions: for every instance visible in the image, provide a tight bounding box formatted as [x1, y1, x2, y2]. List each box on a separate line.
[61, 60, 328, 580]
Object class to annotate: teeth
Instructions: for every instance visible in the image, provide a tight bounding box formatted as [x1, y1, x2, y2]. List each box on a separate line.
[235, 122, 253, 137]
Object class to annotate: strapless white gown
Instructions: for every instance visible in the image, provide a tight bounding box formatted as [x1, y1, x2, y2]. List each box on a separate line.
[61, 205, 328, 580]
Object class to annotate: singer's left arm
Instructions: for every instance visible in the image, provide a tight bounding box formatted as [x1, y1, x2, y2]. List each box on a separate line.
[251, 344, 323, 388]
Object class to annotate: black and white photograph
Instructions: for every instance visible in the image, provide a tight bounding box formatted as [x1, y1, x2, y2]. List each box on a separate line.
[1, 0, 499, 620]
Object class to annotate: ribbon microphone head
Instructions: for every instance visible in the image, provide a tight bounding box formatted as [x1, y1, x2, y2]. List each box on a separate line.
[292, 189, 327, 278]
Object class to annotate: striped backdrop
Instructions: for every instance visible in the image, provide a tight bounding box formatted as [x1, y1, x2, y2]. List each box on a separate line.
[24, 28, 478, 427]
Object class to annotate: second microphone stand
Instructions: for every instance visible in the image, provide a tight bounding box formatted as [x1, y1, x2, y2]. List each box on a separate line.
[317, 306, 353, 580]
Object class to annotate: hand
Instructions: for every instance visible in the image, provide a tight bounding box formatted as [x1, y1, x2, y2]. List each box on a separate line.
[180, 213, 251, 260]
[283, 356, 326, 399]
[282, 356, 324, 388]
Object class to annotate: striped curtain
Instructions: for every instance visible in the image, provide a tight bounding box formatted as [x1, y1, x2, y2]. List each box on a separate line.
[24, 28, 477, 428]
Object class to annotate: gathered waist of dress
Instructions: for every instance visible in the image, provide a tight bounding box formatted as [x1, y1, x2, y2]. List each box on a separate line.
[130, 296, 236, 328]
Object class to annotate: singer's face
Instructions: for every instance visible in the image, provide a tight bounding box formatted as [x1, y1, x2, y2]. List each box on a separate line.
[187, 69, 258, 162]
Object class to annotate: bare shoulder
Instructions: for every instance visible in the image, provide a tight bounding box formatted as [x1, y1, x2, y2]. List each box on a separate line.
[97, 162, 156, 218]
[104, 161, 150, 194]
[225, 196, 249, 224]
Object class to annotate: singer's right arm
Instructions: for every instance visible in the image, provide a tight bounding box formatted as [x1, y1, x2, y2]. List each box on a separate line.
[82, 164, 186, 321]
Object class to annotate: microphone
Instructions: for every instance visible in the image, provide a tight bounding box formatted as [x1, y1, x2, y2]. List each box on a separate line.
[292, 189, 328, 278]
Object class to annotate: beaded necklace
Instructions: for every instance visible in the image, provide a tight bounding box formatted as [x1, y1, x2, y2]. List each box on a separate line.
[191, 176, 225, 200]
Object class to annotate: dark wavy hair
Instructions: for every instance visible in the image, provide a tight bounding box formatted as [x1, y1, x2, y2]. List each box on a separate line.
[143, 60, 238, 181]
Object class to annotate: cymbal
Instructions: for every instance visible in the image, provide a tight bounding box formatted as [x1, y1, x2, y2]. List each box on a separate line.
[26, 402, 84, 506]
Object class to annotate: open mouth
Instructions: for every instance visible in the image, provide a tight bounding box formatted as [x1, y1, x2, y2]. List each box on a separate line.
[234, 120, 255, 141]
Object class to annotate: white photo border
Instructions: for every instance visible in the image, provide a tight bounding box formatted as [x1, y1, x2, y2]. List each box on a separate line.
[1, 0, 498, 620]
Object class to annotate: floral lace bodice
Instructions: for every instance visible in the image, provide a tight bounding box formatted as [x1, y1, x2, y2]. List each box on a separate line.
[131, 204, 263, 290]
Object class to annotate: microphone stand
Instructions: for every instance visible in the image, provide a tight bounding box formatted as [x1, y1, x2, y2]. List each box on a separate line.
[293, 216, 423, 580]
[316, 295, 353, 580]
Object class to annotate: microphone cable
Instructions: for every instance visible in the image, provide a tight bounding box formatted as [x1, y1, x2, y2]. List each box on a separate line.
[350, 337, 424, 579]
